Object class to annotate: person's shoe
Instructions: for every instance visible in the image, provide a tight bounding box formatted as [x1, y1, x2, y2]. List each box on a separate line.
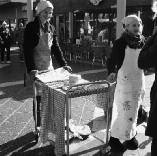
[124, 137, 139, 150]
[1, 61, 4, 64]
[6, 61, 11, 64]
[108, 137, 126, 153]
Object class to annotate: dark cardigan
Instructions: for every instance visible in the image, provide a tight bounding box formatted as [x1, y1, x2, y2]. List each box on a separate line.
[107, 36, 127, 75]
[138, 33, 157, 138]
[23, 17, 67, 73]
[107, 34, 145, 75]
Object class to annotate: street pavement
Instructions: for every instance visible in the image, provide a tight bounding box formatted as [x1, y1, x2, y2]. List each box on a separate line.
[0, 47, 154, 156]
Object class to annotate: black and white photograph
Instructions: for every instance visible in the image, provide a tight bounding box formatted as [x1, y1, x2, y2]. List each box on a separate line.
[0, 0, 155, 156]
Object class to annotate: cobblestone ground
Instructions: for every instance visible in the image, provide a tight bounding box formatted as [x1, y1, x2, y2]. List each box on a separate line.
[0, 47, 153, 156]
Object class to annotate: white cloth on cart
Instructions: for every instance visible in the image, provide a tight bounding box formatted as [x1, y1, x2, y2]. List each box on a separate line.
[36, 68, 70, 83]
[111, 46, 145, 140]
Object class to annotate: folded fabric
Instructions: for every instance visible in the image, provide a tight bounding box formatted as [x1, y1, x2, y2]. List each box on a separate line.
[36, 67, 71, 83]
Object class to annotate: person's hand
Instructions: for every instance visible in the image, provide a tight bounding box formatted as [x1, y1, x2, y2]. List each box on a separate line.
[107, 72, 116, 82]
[29, 70, 38, 81]
[63, 66, 72, 73]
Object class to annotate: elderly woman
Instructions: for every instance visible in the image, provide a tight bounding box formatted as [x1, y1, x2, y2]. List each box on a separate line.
[107, 15, 145, 153]
[23, 0, 71, 135]
[24, 0, 71, 78]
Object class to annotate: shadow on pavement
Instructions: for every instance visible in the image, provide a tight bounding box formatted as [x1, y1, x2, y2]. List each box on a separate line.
[0, 84, 33, 101]
[0, 132, 36, 155]
[0, 131, 56, 156]
[0, 59, 25, 84]
[11, 144, 55, 156]
[70, 145, 103, 156]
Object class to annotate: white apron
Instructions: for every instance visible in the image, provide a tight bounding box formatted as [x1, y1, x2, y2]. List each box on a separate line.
[34, 29, 54, 71]
[34, 29, 54, 95]
[111, 46, 145, 141]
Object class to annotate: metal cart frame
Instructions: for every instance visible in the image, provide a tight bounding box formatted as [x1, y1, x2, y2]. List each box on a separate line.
[65, 80, 115, 155]
[33, 78, 115, 155]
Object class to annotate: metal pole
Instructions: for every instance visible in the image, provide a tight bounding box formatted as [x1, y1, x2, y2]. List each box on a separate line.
[69, 12, 73, 41]
[27, 0, 33, 23]
[116, 0, 126, 39]
[15, 7, 18, 25]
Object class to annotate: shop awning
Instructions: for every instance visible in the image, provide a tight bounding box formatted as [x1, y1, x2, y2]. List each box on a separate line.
[127, 0, 152, 6]
[53, 0, 153, 14]
[0, 0, 153, 13]
[0, 0, 9, 6]
[0, 0, 36, 6]
[53, 0, 116, 13]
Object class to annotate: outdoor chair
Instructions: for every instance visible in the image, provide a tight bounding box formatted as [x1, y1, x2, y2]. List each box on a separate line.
[65, 43, 73, 61]
[80, 43, 92, 61]
[72, 44, 81, 62]
[91, 46, 106, 65]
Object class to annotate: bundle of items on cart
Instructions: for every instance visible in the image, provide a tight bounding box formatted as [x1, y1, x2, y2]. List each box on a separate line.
[35, 67, 86, 89]
[36, 67, 71, 83]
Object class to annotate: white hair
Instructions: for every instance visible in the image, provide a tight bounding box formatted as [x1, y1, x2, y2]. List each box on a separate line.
[152, 1, 157, 20]
[122, 15, 143, 34]
[122, 15, 142, 27]
[35, 0, 54, 15]
[152, 1, 157, 14]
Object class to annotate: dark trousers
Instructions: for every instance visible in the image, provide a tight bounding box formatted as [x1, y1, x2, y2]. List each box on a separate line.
[18, 43, 24, 60]
[151, 138, 157, 156]
[0, 46, 4, 61]
[1, 45, 10, 61]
